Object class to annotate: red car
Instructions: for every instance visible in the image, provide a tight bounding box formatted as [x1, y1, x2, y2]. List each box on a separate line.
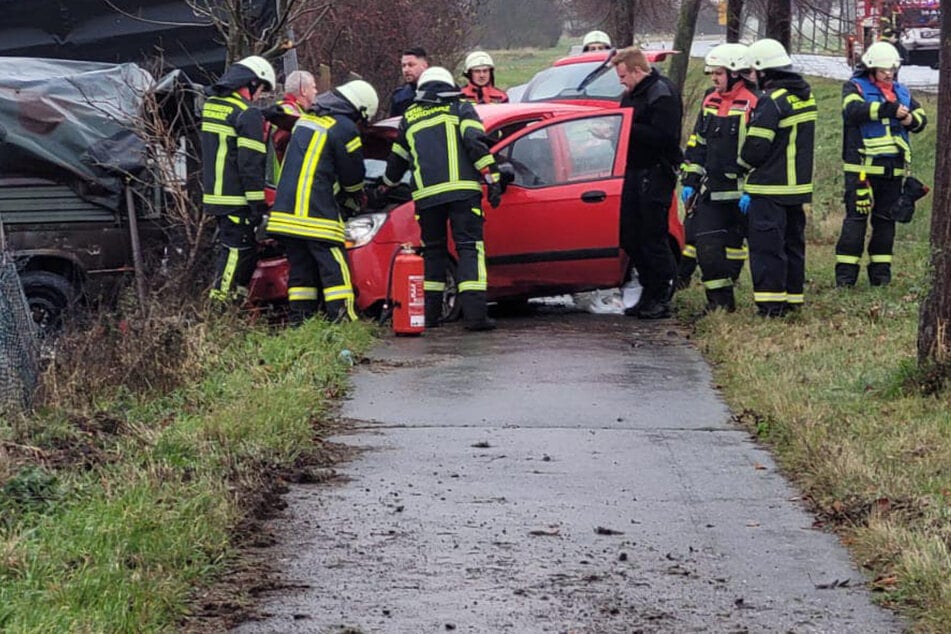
[248, 102, 684, 316]
[511, 49, 679, 107]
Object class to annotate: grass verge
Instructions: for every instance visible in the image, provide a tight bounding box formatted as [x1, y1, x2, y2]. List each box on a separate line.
[676, 64, 949, 631]
[0, 306, 374, 631]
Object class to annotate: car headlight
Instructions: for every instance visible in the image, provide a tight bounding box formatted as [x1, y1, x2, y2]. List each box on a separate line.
[345, 212, 388, 248]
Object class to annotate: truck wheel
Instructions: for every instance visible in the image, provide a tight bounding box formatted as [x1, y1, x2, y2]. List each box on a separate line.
[19, 271, 77, 332]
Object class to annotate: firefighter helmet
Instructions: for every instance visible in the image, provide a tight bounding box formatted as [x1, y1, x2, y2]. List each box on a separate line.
[464, 51, 495, 73]
[747, 38, 793, 71]
[704, 43, 750, 72]
[582, 30, 612, 51]
[337, 80, 379, 120]
[862, 41, 902, 70]
[418, 66, 457, 89]
[235, 55, 276, 90]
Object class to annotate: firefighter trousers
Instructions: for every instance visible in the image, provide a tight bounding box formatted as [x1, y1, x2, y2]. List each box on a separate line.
[834, 175, 901, 287]
[620, 167, 677, 303]
[280, 237, 357, 324]
[210, 213, 257, 302]
[695, 198, 748, 310]
[418, 196, 488, 326]
[747, 197, 806, 316]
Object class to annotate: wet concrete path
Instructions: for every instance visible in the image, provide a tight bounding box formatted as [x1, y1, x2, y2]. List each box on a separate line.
[234, 312, 903, 633]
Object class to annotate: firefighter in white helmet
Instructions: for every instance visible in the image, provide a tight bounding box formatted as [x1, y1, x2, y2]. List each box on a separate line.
[582, 30, 612, 52]
[382, 67, 502, 331]
[460, 51, 508, 104]
[201, 55, 276, 303]
[737, 38, 816, 317]
[834, 41, 927, 288]
[267, 79, 379, 324]
[677, 43, 757, 312]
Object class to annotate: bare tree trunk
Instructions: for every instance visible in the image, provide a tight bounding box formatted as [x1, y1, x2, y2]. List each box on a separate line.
[613, 0, 635, 47]
[727, 0, 744, 42]
[765, 0, 792, 47]
[669, 0, 703, 91]
[917, 0, 951, 365]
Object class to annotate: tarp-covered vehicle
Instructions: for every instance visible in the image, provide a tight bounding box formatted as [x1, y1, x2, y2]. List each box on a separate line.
[0, 58, 193, 327]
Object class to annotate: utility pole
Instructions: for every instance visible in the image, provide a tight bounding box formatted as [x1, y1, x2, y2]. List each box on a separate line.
[917, 0, 951, 365]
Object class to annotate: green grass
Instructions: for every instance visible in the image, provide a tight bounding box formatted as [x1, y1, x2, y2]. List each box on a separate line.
[0, 316, 375, 631]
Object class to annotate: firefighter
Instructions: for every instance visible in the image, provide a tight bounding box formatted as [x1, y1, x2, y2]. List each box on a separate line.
[265, 70, 317, 181]
[390, 47, 429, 118]
[582, 30, 612, 52]
[266, 80, 379, 324]
[382, 66, 503, 331]
[612, 46, 683, 319]
[835, 41, 927, 288]
[738, 38, 816, 317]
[460, 51, 508, 104]
[200, 55, 275, 303]
[679, 43, 757, 312]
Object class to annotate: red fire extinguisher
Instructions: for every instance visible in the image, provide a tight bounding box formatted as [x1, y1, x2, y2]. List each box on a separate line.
[385, 244, 425, 335]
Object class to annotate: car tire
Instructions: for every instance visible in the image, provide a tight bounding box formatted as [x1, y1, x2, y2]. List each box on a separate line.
[442, 260, 462, 322]
[19, 271, 77, 332]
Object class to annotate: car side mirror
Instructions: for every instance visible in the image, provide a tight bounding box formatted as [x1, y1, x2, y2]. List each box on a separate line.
[498, 162, 515, 192]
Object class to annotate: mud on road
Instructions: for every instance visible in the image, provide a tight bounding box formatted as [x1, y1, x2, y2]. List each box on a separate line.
[230, 310, 903, 634]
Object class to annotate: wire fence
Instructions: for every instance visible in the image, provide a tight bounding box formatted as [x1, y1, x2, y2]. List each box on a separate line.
[0, 253, 38, 417]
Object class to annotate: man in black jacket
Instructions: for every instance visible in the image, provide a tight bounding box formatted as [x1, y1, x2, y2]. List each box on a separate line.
[383, 66, 502, 331]
[389, 47, 429, 118]
[611, 47, 683, 319]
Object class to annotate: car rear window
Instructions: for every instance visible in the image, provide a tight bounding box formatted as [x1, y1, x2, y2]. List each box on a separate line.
[522, 62, 624, 102]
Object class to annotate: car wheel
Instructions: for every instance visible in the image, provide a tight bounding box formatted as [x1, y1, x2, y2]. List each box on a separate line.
[442, 260, 462, 322]
[19, 271, 77, 333]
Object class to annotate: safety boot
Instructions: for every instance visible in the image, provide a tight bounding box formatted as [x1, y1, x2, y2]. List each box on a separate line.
[704, 288, 735, 314]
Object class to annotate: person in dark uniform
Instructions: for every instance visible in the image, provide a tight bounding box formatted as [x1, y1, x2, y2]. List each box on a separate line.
[389, 47, 429, 118]
[611, 46, 683, 319]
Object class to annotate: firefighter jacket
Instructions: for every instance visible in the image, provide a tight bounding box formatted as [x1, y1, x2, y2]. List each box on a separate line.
[383, 84, 499, 211]
[460, 83, 509, 104]
[200, 91, 267, 216]
[842, 73, 926, 179]
[681, 80, 759, 201]
[267, 92, 365, 245]
[739, 74, 817, 204]
[620, 68, 683, 171]
[269, 94, 306, 168]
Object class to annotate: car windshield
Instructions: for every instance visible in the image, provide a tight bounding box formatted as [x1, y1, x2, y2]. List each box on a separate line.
[522, 61, 623, 102]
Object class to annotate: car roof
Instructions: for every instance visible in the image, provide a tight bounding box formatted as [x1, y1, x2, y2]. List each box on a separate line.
[553, 49, 678, 66]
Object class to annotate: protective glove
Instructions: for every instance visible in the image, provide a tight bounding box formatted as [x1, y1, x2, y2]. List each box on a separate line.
[738, 193, 751, 215]
[680, 186, 695, 204]
[487, 181, 503, 209]
[854, 182, 873, 215]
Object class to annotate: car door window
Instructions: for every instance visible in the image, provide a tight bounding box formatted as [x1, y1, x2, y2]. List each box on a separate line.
[501, 115, 621, 188]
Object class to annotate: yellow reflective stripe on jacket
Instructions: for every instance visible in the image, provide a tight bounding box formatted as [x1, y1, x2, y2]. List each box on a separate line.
[295, 127, 329, 217]
[842, 93, 864, 110]
[266, 212, 346, 241]
[245, 190, 265, 201]
[201, 122, 236, 136]
[392, 143, 410, 161]
[412, 180, 482, 201]
[474, 154, 496, 170]
[725, 246, 748, 260]
[682, 244, 697, 258]
[779, 112, 818, 128]
[342, 181, 363, 193]
[460, 119, 484, 135]
[406, 114, 460, 189]
[843, 162, 887, 176]
[203, 194, 248, 205]
[345, 137, 362, 153]
[747, 127, 775, 142]
[424, 281, 447, 292]
[237, 137, 267, 153]
[744, 183, 813, 195]
[710, 190, 742, 201]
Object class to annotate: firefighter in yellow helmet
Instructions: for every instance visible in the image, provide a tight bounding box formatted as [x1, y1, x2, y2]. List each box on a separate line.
[834, 41, 927, 288]
[267, 80, 379, 324]
[460, 51, 508, 104]
[382, 67, 502, 331]
[738, 39, 816, 317]
[200, 55, 275, 303]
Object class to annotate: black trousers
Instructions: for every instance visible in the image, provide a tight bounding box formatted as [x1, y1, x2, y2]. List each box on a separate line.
[834, 175, 902, 286]
[695, 198, 748, 304]
[676, 209, 697, 284]
[281, 237, 357, 323]
[210, 213, 257, 302]
[747, 197, 806, 315]
[418, 195, 487, 324]
[620, 167, 677, 302]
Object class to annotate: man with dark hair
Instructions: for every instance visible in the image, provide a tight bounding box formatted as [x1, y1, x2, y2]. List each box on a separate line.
[389, 47, 429, 117]
[611, 46, 683, 319]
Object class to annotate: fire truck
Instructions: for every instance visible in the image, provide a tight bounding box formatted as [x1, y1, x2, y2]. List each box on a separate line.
[847, 0, 941, 69]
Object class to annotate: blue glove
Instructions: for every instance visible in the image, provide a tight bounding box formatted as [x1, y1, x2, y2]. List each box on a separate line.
[738, 193, 751, 215]
[680, 186, 695, 204]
